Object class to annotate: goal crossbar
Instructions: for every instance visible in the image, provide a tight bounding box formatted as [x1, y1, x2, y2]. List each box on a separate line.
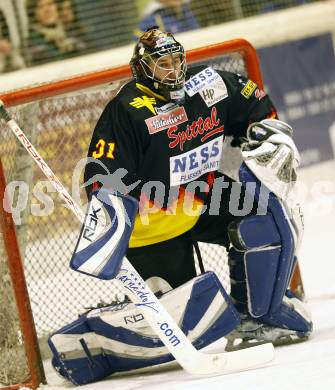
[0, 39, 262, 107]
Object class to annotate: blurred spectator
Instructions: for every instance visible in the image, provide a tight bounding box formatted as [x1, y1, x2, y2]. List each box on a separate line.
[59, 0, 75, 24]
[58, 0, 86, 52]
[0, 10, 12, 72]
[189, 0, 234, 27]
[0, 2, 26, 73]
[27, 0, 82, 65]
[71, 0, 138, 52]
[135, 0, 199, 36]
[259, 0, 310, 14]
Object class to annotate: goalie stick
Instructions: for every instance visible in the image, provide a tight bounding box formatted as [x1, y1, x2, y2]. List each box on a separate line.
[0, 100, 274, 376]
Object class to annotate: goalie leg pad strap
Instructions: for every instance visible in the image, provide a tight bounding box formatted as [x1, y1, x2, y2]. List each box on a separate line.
[48, 271, 240, 385]
[228, 248, 248, 313]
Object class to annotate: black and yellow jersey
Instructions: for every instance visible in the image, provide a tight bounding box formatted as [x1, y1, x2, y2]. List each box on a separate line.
[84, 66, 277, 248]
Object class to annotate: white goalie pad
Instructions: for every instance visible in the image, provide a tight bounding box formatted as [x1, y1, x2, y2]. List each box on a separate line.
[49, 272, 240, 385]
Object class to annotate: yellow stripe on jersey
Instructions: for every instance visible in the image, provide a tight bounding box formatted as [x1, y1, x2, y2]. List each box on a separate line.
[129, 191, 203, 247]
[136, 83, 168, 102]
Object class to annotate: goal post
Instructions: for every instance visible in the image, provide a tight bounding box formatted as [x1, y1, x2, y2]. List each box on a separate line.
[0, 159, 45, 390]
[0, 39, 303, 389]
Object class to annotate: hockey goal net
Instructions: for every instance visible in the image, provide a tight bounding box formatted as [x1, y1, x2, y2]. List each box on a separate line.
[0, 39, 303, 389]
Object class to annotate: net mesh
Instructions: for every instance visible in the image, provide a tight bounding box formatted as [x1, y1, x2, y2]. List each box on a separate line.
[0, 47, 250, 386]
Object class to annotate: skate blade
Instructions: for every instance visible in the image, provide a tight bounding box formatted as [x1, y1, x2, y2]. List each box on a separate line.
[225, 334, 309, 352]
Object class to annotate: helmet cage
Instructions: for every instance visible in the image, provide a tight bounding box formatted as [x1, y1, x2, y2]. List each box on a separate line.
[139, 47, 186, 90]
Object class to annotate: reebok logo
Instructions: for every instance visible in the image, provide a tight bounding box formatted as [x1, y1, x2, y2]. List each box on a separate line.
[83, 206, 101, 242]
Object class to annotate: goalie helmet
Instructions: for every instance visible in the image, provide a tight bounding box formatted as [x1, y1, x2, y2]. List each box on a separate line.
[130, 27, 187, 104]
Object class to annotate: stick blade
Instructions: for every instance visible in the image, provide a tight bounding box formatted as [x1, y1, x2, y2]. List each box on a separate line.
[216, 342, 275, 375]
[185, 343, 275, 376]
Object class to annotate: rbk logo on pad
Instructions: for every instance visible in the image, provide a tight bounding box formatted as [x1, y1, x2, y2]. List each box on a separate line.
[145, 107, 188, 134]
[83, 206, 102, 242]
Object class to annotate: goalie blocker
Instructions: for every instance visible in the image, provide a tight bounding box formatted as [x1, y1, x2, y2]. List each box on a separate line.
[49, 272, 240, 385]
[69, 188, 138, 279]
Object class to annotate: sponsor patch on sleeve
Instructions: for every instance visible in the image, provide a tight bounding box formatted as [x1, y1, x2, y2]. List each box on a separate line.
[199, 77, 228, 107]
[254, 88, 267, 100]
[145, 106, 188, 134]
[184, 67, 221, 97]
[169, 136, 223, 185]
[241, 80, 257, 99]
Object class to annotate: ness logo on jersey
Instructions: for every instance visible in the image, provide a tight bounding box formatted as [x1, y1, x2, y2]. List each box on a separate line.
[184, 67, 221, 97]
[170, 136, 223, 185]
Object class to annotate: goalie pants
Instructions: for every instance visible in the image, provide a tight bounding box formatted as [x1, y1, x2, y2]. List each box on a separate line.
[126, 176, 255, 288]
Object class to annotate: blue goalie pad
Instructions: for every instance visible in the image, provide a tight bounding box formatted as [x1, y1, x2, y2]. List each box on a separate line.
[237, 163, 296, 315]
[227, 163, 312, 334]
[49, 272, 240, 385]
[70, 188, 138, 280]
[228, 214, 282, 317]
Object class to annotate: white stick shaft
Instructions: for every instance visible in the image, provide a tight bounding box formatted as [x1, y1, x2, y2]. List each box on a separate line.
[0, 101, 274, 375]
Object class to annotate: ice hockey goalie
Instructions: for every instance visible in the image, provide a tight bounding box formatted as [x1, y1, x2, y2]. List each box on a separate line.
[49, 27, 313, 385]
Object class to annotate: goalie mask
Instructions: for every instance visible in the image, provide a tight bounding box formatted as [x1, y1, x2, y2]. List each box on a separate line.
[130, 27, 187, 104]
